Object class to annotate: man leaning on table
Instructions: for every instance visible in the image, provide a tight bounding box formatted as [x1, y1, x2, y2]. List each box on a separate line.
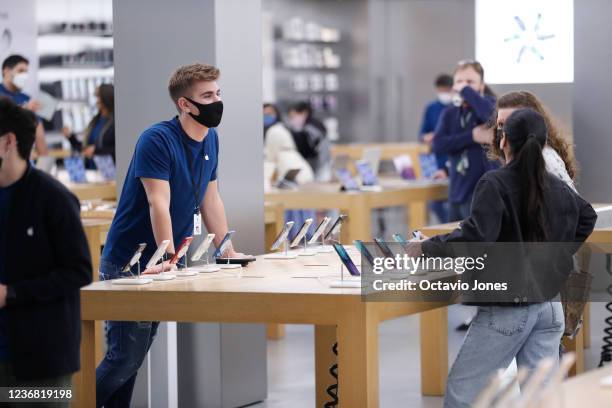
[95, 63, 248, 408]
[0, 98, 93, 406]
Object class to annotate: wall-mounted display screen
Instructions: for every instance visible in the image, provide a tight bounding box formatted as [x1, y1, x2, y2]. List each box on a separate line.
[476, 0, 573, 84]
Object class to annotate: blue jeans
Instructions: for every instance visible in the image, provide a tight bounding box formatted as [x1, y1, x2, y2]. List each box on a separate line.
[449, 200, 471, 222]
[444, 302, 564, 408]
[428, 200, 449, 224]
[96, 259, 160, 408]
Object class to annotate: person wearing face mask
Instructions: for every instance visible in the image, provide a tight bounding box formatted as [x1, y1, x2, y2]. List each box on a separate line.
[415, 109, 596, 407]
[432, 60, 498, 223]
[63, 84, 115, 167]
[0, 99, 92, 403]
[287, 101, 332, 181]
[96, 63, 248, 408]
[0, 55, 48, 157]
[419, 74, 453, 223]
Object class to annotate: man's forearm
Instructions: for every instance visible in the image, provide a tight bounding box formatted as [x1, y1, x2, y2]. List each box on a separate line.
[150, 204, 175, 253]
[202, 195, 230, 247]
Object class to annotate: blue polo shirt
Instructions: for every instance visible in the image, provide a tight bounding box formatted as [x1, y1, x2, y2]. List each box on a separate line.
[102, 117, 219, 267]
[0, 83, 30, 106]
[419, 100, 449, 170]
[0, 184, 15, 361]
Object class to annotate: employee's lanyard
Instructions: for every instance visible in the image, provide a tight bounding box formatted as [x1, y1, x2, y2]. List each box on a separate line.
[460, 111, 473, 129]
[180, 136, 205, 215]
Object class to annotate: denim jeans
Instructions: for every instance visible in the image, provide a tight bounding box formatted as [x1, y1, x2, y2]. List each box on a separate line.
[428, 200, 449, 224]
[444, 302, 564, 408]
[95, 259, 159, 408]
[449, 200, 472, 222]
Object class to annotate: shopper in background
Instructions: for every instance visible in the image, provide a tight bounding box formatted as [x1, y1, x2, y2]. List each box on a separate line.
[287, 101, 331, 181]
[419, 73, 453, 223]
[264, 103, 316, 239]
[418, 108, 597, 408]
[0, 54, 48, 157]
[96, 63, 248, 408]
[432, 60, 497, 222]
[264, 103, 314, 184]
[63, 83, 116, 166]
[0, 99, 92, 402]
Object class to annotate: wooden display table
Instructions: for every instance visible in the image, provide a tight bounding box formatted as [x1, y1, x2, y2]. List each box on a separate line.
[562, 365, 612, 407]
[68, 181, 117, 201]
[331, 143, 429, 178]
[47, 149, 72, 159]
[265, 179, 448, 244]
[74, 252, 452, 407]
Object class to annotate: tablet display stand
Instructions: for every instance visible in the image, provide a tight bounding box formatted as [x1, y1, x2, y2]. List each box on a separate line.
[263, 236, 297, 260]
[112, 259, 153, 285]
[328, 264, 361, 288]
[148, 252, 177, 281]
[298, 233, 317, 257]
[193, 246, 221, 273]
[175, 254, 199, 277]
[317, 223, 340, 253]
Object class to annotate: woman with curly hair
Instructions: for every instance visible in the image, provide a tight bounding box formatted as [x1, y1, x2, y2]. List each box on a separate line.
[490, 91, 577, 189]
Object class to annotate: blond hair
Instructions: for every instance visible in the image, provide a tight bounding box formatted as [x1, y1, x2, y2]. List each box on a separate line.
[168, 63, 220, 106]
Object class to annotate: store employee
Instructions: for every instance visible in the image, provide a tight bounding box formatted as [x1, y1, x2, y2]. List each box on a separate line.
[96, 63, 245, 407]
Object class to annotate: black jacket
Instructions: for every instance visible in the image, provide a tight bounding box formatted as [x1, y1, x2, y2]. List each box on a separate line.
[3, 166, 92, 380]
[423, 163, 597, 304]
[68, 115, 115, 161]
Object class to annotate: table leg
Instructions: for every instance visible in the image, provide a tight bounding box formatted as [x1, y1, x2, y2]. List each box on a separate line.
[267, 324, 286, 340]
[420, 307, 448, 396]
[583, 302, 591, 349]
[73, 320, 96, 408]
[408, 202, 428, 231]
[83, 225, 105, 364]
[562, 328, 584, 377]
[336, 306, 379, 407]
[315, 325, 338, 407]
[343, 202, 371, 243]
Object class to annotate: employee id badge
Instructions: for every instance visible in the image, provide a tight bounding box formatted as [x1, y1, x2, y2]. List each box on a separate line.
[193, 212, 202, 236]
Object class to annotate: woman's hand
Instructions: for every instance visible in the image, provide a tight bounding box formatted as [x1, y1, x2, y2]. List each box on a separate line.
[142, 262, 177, 275]
[83, 145, 96, 158]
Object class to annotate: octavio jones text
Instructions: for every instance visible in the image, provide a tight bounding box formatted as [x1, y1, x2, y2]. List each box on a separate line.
[370, 254, 508, 292]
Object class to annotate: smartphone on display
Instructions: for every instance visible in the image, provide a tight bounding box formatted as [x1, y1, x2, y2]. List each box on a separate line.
[308, 217, 331, 244]
[169, 237, 194, 264]
[354, 240, 375, 266]
[392, 233, 409, 249]
[270, 221, 295, 250]
[324, 214, 348, 241]
[413, 230, 424, 241]
[290, 218, 314, 248]
[145, 239, 170, 269]
[122, 243, 147, 272]
[374, 237, 395, 259]
[191, 233, 216, 262]
[332, 243, 360, 276]
[214, 230, 236, 258]
[335, 168, 359, 191]
[355, 160, 378, 186]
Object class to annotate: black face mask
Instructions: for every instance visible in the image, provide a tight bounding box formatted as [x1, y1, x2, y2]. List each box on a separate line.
[184, 97, 223, 128]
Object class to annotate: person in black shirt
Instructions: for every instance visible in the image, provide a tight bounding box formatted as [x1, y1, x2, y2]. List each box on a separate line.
[0, 98, 92, 406]
[416, 108, 597, 407]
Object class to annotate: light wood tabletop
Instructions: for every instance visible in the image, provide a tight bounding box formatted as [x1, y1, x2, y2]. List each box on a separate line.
[67, 181, 117, 201]
[265, 178, 448, 243]
[74, 250, 452, 407]
[561, 364, 612, 407]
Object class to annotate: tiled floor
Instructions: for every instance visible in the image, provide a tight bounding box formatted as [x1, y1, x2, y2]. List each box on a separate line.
[256, 302, 611, 408]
